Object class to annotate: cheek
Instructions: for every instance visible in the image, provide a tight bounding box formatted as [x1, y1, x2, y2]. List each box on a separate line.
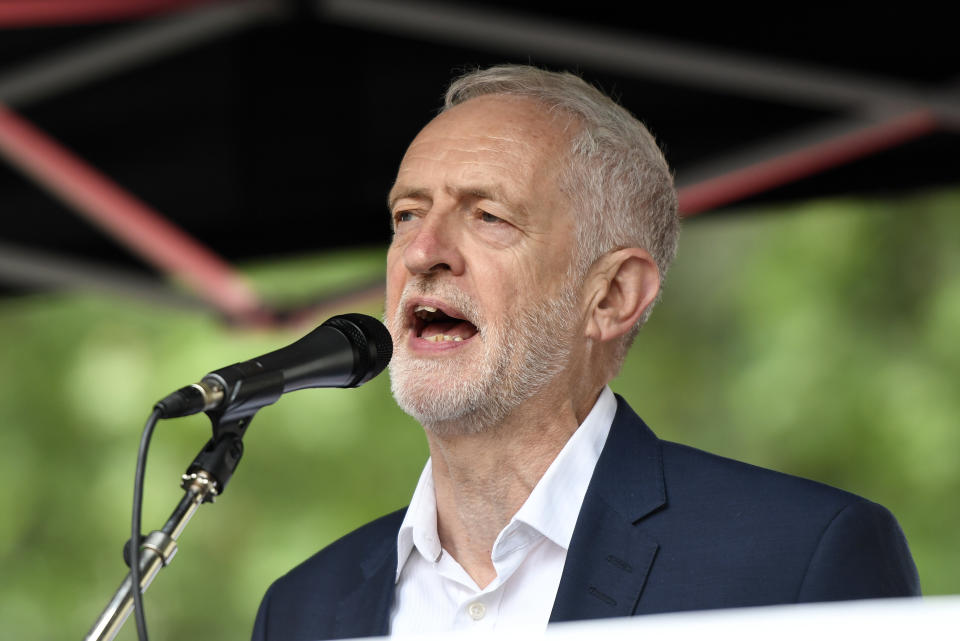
[516, 244, 569, 289]
[482, 257, 536, 306]
[384, 250, 406, 313]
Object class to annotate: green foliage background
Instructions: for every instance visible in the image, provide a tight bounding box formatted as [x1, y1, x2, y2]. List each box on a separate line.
[1, 189, 957, 640]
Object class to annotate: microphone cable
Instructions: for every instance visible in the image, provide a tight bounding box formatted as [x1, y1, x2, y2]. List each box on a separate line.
[131, 408, 161, 641]
[120, 314, 391, 640]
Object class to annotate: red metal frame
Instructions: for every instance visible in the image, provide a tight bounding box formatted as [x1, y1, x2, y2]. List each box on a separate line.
[677, 109, 939, 217]
[0, 1, 949, 323]
[0, 103, 266, 322]
[0, 0, 218, 27]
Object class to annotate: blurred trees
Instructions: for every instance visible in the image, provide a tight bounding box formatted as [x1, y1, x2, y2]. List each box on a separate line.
[0, 190, 957, 640]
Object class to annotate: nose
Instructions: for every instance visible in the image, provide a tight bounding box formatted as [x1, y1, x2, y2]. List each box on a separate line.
[402, 210, 466, 276]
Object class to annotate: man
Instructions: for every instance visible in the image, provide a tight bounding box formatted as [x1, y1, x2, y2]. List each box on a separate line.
[252, 65, 919, 640]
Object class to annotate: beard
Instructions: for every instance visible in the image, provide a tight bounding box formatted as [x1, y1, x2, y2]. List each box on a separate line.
[386, 274, 581, 436]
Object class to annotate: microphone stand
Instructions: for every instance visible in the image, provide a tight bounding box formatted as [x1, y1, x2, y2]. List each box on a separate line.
[85, 313, 392, 640]
[85, 410, 255, 641]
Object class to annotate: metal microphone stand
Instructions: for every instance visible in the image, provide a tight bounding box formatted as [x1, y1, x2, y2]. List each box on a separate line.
[85, 410, 254, 641]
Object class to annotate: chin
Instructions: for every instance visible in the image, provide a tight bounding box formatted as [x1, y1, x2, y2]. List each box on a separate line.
[387, 342, 569, 437]
[388, 356, 507, 435]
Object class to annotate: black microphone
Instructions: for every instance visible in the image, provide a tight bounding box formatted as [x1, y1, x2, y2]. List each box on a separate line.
[154, 313, 393, 420]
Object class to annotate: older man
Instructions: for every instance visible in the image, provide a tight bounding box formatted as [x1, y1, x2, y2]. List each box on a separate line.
[252, 65, 919, 640]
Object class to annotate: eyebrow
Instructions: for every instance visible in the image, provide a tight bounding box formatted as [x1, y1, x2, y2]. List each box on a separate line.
[388, 183, 529, 220]
[387, 186, 429, 211]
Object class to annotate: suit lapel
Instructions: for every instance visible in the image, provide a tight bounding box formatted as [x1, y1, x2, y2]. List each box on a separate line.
[334, 524, 400, 639]
[550, 396, 666, 622]
[330, 398, 665, 632]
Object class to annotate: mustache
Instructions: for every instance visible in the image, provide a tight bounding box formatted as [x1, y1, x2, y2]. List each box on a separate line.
[395, 278, 485, 328]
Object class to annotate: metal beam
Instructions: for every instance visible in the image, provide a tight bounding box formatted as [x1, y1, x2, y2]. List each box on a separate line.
[0, 103, 265, 322]
[317, 0, 957, 119]
[0, 0, 213, 27]
[0, 0, 280, 108]
[318, 0, 956, 215]
[0, 241, 208, 311]
[676, 109, 939, 216]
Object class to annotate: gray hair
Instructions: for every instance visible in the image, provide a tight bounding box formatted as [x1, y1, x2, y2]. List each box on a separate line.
[443, 65, 679, 355]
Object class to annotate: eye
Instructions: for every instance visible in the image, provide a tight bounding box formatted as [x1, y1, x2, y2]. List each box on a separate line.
[394, 210, 415, 224]
[479, 211, 502, 224]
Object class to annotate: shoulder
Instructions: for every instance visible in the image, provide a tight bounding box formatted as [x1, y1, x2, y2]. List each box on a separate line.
[610, 395, 887, 521]
[663, 441, 920, 598]
[659, 438, 864, 516]
[645, 435, 921, 601]
[605, 397, 919, 603]
[659, 440, 918, 567]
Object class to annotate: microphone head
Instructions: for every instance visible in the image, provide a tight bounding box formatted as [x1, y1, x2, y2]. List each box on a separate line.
[321, 313, 393, 387]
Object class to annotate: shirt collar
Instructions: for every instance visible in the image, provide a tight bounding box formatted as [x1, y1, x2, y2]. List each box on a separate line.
[395, 386, 617, 582]
[396, 459, 441, 578]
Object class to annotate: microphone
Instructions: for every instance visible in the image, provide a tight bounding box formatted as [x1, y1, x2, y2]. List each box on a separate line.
[154, 313, 393, 420]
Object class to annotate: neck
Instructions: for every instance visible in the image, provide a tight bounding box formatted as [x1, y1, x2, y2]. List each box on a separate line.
[424, 381, 603, 588]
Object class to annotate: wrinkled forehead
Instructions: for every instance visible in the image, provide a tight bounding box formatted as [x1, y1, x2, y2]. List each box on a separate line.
[414, 94, 576, 158]
[392, 95, 578, 203]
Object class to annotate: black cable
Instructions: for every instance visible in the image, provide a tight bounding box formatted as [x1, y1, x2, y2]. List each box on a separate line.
[131, 408, 161, 641]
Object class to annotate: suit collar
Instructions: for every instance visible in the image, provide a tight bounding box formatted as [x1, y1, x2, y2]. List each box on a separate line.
[588, 394, 666, 523]
[330, 396, 666, 633]
[335, 512, 403, 639]
[550, 395, 665, 621]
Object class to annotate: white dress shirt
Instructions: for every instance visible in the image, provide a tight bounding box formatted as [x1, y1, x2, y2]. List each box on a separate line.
[389, 386, 617, 635]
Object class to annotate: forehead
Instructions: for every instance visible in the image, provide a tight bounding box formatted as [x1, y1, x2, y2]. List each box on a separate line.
[389, 95, 574, 207]
[424, 94, 572, 146]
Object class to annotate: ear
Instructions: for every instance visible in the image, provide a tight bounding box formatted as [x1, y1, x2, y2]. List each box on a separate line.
[584, 248, 660, 343]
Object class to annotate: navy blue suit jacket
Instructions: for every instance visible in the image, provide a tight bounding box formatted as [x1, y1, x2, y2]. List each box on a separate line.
[252, 396, 920, 640]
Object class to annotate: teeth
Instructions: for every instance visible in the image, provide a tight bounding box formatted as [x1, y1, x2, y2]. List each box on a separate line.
[414, 305, 438, 313]
[426, 335, 463, 342]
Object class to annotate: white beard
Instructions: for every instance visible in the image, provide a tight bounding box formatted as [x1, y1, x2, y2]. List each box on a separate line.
[386, 276, 581, 435]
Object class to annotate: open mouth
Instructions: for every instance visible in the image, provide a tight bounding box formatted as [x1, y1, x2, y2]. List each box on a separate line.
[412, 304, 479, 343]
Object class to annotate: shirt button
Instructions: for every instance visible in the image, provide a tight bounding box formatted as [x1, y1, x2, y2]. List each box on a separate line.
[468, 602, 486, 620]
